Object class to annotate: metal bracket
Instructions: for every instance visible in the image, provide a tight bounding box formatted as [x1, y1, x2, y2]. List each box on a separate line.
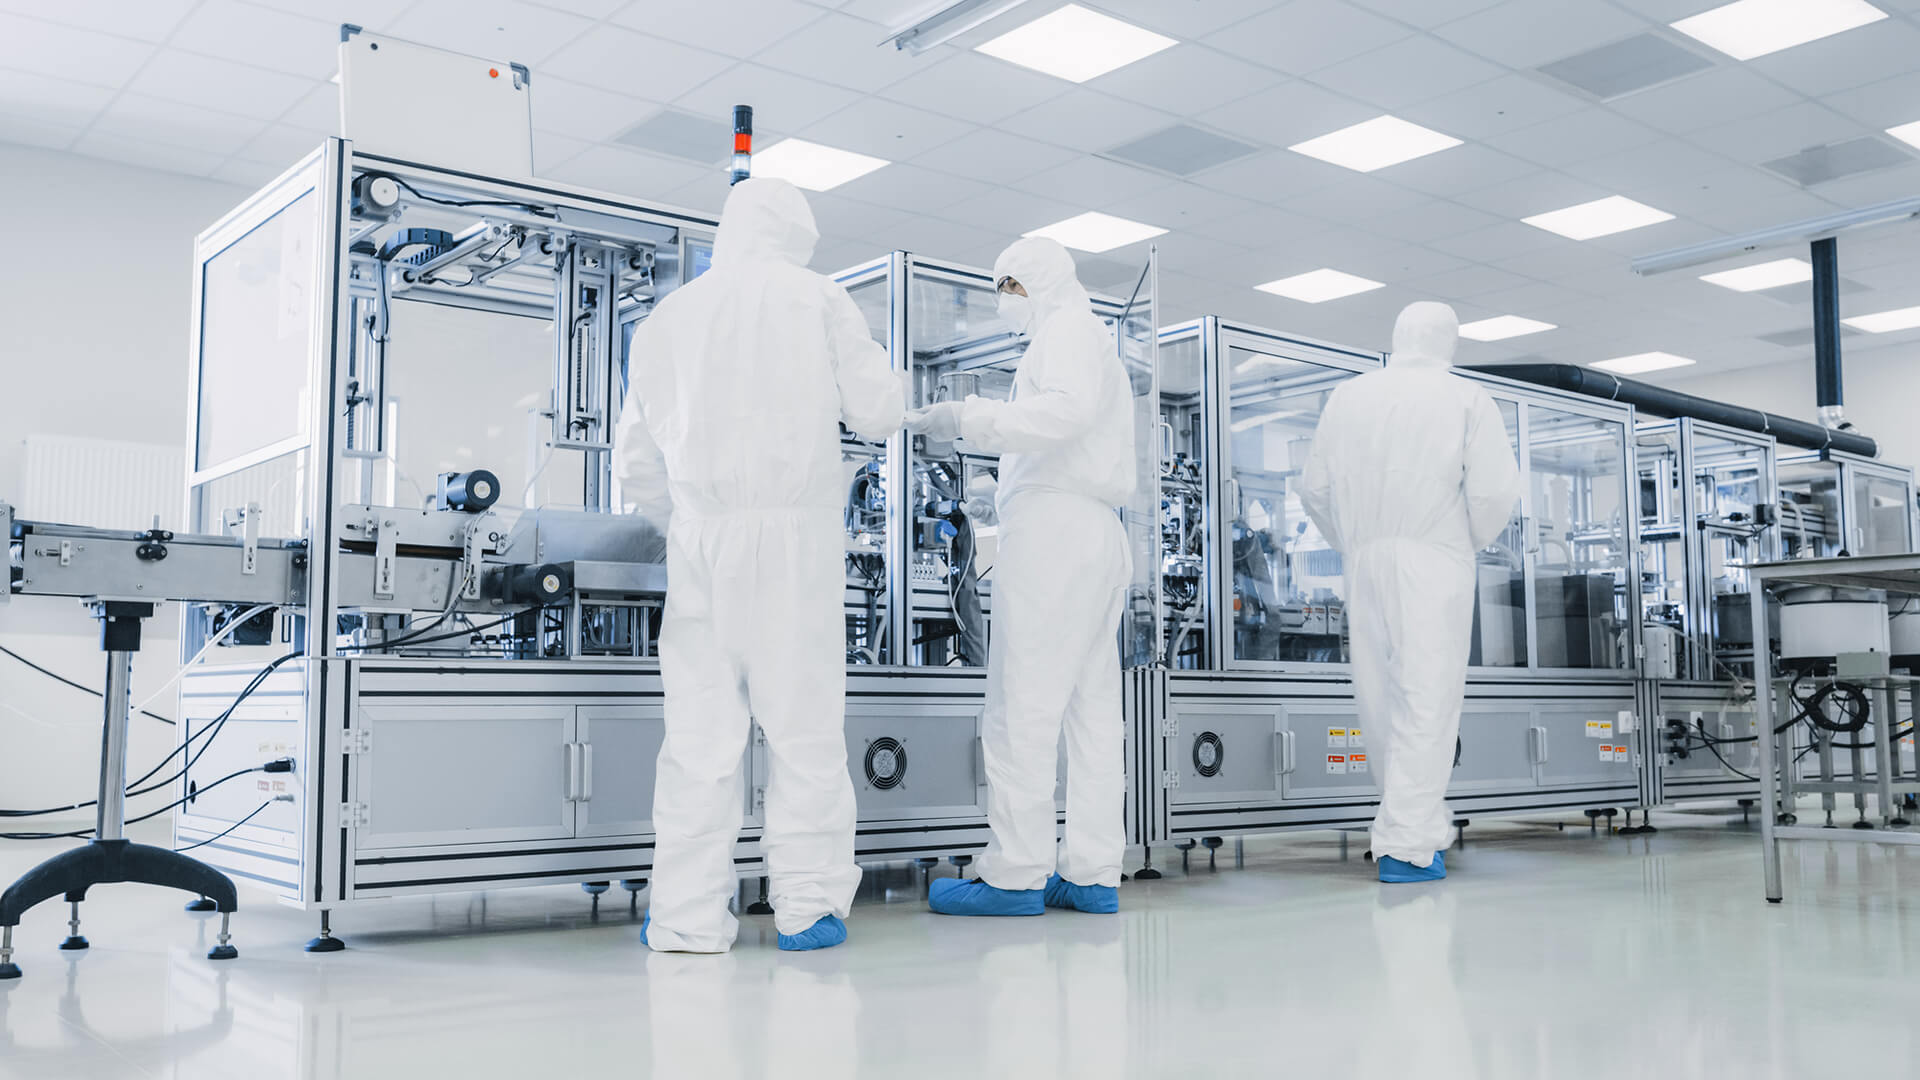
[1162, 769, 1181, 790]
[373, 516, 397, 599]
[341, 728, 373, 754]
[59, 539, 75, 566]
[462, 512, 491, 601]
[1161, 716, 1179, 737]
[339, 802, 369, 829]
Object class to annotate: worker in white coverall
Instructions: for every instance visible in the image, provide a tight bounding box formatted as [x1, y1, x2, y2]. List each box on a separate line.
[904, 237, 1136, 916]
[1299, 302, 1521, 883]
[613, 177, 904, 951]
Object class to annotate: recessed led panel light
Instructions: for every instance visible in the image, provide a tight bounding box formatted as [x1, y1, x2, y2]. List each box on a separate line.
[1842, 305, 1920, 333]
[1023, 211, 1167, 254]
[1522, 195, 1674, 240]
[1459, 315, 1557, 342]
[975, 3, 1177, 83]
[1255, 269, 1384, 304]
[1592, 351, 1696, 375]
[1288, 115, 1463, 173]
[749, 138, 889, 191]
[1673, 0, 1887, 61]
[1699, 258, 1813, 292]
[1887, 120, 1920, 150]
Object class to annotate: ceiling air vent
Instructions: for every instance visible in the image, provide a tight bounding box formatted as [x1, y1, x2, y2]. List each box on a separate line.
[1536, 33, 1714, 101]
[1103, 123, 1257, 178]
[616, 109, 732, 164]
[1759, 326, 1863, 348]
[1762, 137, 1913, 187]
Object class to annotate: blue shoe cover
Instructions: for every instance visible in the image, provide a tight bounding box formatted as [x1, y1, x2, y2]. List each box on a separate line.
[928, 876, 1044, 916]
[640, 911, 651, 945]
[777, 914, 848, 952]
[1379, 852, 1446, 883]
[1044, 874, 1118, 913]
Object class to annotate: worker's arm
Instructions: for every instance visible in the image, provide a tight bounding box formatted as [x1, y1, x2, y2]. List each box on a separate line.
[826, 282, 905, 442]
[611, 319, 674, 527]
[1298, 394, 1344, 554]
[957, 315, 1106, 454]
[1462, 390, 1523, 551]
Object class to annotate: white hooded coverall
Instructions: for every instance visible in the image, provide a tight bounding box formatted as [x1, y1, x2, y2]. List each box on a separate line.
[1299, 302, 1522, 868]
[958, 237, 1136, 891]
[613, 178, 903, 951]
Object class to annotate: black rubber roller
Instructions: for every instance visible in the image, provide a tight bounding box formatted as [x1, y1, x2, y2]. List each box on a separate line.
[506, 563, 572, 605]
[438, 469, 501, 512]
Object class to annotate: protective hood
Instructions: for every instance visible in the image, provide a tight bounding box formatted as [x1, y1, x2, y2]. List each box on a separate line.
[991, 237, 1092, 322]
[1388, 302, 1459, 370]
[711, 177, 819, 269]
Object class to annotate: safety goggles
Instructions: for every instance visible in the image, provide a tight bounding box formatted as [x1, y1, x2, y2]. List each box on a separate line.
[994, 275, 1023, 295]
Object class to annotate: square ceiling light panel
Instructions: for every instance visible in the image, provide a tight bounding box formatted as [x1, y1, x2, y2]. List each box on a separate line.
[1672, 0, 1887, 61]
[1522, 195, 1674, 240]
[1459, 315, 1556, 341]
[1890, 120, 1920, 149]
[1592, 351, 1695, 375]
[1535, 32, 1716, 102]
[1843, 305, 1920, 332]
[1700, 257, 1813, 291]
[1255, 268, 1384, 303]
[1025, 211, 1168, 253]
[750, 138, 889, 191]
[1288, 115, 1462, 173]
[976, 4, 1177, 83]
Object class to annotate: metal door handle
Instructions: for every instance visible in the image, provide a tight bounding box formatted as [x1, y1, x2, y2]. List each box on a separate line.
[973, 736, 986, 786]
[565, 742, 579, 802]
[1275, 730, 1295, 776]
[1529, 725, 1548, 765]
[581, 744, 594, 802]
[1159, 419, 1175, 476]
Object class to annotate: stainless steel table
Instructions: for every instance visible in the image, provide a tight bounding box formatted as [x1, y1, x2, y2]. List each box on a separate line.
[1750, 554, 1920, 901]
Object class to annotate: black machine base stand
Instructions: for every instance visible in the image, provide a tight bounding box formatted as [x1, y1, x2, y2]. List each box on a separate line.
[185, 895, 217, 912]
[305, 910, 345, 953]
[745, 876, 774, 916]
[1133, 845, 1162, 880]
[0, 602, 240, 982]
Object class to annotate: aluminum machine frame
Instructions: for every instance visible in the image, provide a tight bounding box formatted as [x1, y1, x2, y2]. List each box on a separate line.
[1132, 319, 1647, 867]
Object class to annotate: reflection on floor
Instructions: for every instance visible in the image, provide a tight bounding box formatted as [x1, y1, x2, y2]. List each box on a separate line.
[1, 811, 1915, 1079]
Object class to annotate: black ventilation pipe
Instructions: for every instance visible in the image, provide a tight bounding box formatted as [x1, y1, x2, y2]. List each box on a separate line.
[1465, 363, 1878, 458]
[1811, 236, 1845, 430]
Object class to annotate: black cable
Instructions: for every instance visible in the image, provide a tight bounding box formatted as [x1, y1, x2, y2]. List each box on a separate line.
[385, 175, 554, 215]
[0, 644, 175, 725]
[1698, 738, 1760, 782]
[338, 611, 522, 652]
[175, 800, 275, 853]
[2, 767, 259, 840]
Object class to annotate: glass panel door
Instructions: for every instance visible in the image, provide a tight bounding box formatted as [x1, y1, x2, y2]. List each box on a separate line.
[1778, 459, 1842, 559]
[1850, 470, 1914, 555]
[1635, 425, 1687, 673]
[1471, 397, 1528, 668]
[1525, 406, 1632, 671]
[1159, 330, 1208, 669]
[1692, 429, 1773, 678]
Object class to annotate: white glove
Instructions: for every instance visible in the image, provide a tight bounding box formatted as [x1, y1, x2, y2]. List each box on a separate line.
[905, 400, 965, 443]
[963, 474, 998, 525]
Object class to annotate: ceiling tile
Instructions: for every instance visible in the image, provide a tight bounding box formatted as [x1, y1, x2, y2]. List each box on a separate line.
[1010, 155, 1171, 207]
[211, 157, 292, 189]
[1438, 219, 1569, 262]
[1689, 104, 1870, 167]
[800, 97, 976, 160]
[1204, 0, 1414, 75]
[1488, 242, 1630, 283]
[1185, 148, 1353, 201]
[1142, 230, 1257, 275]
[1336, 242, 1471, 282]
[878, 215, 1003, 261]
[830, 162, 992, 212]
[1384, 143, 1538, 197]
[998, 89, 1179, 154]
[752, 11, 928, 92]
[1451, 170, 1612, 218]
[909, 127, 1079, 185]
[1398, 263, 1536, 300]
[933, 187, 1078, 234]
[0, 111, 83, 151]
[279, 85, 342, 133]
[0, 12, 157, 88]
[1087, 45, 1283, 116]
[1279, 173, 1432, 224]
[246, 0, 418, 27]
[543, 25, 735, 100]
[171, 1, 340, 80]
[1359, 198, 1508, 244]
[532, 129, 593, 174]
[68, 131, 226, 177]
[1484, 107, 1664, 167]
[233, 124, 334, 166]
[387, 0, 598, 66]
[0, 68, 116, 130]
[1680, 188, 1842, 233]
[126, 49, 321, 122]
[530, 77, 660, 140]
[1747, 16, 1920, 98]
[1349, 0, 1506, 25]
[1091, 0, 1283, 38]
[1608, 65, 1803, 135]
[0, 0, 196, 42]
[1185, 205, 1329, 250]
[91, 93, 270, 157]
[542, 145, 715, 200]
[1567, 138, 1735, 196]
[1103, 182, 1262, 231]
[806, 192, 915, 244]
[1432, 0, 1645, 69]
[1198, 80, 1378, 150]
[614, 0, 827, 58]
[1309, 34, 1505, 110]
[881, 50, 1070, 125]
[1822, 70, 1920, 131]
[1808, 159, 1920, 206]
[677, 63, 863, 132]
[527, 0, 630, 15]
[1399, 73, 1588, 141]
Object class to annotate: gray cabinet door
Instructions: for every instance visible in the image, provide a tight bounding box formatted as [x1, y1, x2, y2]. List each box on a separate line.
[1169, 702, 1283, 805]
[1451, 704, 1537, 794]
[354, 704, 575, 851]
[1534, 704, 1634, 787]
[1280, 701, 1378, 800]
[844, 702, 987, 822]
[575, 705, 667, 839]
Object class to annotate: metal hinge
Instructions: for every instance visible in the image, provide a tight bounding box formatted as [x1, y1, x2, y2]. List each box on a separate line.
[1161, 769, 1180, 789]
[341, 728, 372, 754]
[1161, 717, 1179, 737]
[339, 802, 369, 828]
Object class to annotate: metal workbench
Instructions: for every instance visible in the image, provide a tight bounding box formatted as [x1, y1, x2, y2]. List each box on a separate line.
[1750, 553, 1920, 902]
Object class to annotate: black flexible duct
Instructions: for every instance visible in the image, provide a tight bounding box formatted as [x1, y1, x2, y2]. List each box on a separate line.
[1465, 363, 1878, 457]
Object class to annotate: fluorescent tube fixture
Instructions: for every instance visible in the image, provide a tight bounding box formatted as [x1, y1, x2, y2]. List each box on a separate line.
[1289, 115, 1462, 173]
[1256, 269, 1383, 304]
[884, 0, 1034, 54]
[1842, 305, 1920, 333]
[1887, 120, 1920, 150]
[1592, 351, 1695, 375]
[1699, 258, 1812, 292]
[975, 3, 1176, 83]
[1024, 211, 1166, 253]
[1458, 316, 1556, 342]
[1672, 0, 1886, 61]
[749, 138, 889, 191]
[1523, 196, 1674, 240]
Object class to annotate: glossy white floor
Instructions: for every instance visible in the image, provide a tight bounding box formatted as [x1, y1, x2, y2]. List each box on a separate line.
[0, 810, 1915, 1079]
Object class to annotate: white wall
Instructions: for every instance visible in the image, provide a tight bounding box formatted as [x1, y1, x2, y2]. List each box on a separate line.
[1657, 341, 1920, 472]
[1, 143, 247, 818]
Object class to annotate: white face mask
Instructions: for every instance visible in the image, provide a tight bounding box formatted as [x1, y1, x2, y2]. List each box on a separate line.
[997, 291, 1034, 333]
